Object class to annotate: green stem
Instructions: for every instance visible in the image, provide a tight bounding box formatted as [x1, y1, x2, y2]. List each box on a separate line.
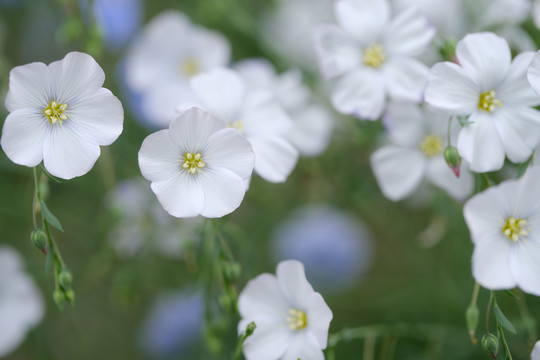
[498, 322, 513, 360]
[470, 282, 480, 307]
[447, 116, 453, 146]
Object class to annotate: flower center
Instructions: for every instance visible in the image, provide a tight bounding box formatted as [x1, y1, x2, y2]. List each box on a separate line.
[43, 100, 68, 125]
[286, 308, 308, 331]
[363, 43, 386, 68]
[478, 90, 502, 112]
[180, 58, 199, 77]
[229, 120, 244, 134]
[502, 217, 528, 242]
[182, 152, 205, 174]
[419, 134, 444, 158]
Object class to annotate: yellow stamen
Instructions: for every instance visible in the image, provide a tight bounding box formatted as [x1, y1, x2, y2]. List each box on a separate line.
[285, 308, 308, 331]
[43, 100, 69, 125]
[182, 152, 205, 174]
[180, 58, 199, 77]
[478, 90, 502, 112]
[419, 134, 444, 158]
[229, 120, 244, 134]
[502, 217, 528, 242]
[363, 43, 386, 68]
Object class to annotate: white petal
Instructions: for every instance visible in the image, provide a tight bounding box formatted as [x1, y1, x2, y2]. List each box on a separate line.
[498, 51, 539, 107]
[286, 104, 333, 157]
[510, 239, 540, 296]
[384, 7, 435, 57]
[305, 293, 333, 348]
[331, 69, 386, 120]
[425, 62, 479, 115]
[457, 112, 505, 173]
[190, 68, 244, 122]
[238, 273, 289, 318]
[235, 58, 276, 88]
[1, 109, 47, 167]
[334, 0, 389, 43]
[382, 102, 426, 147]
[48, 52, 106, 104]
[250, 136, 299, 183]
[276, 260, 315, 308]
[282, 331, 325, 360]
[533, 341, 540, 360]
[241, 92, 292, 136]
[203, 128, 255, 180]
[67, 88, 123, 146]
[242, 322, 291, 360]
[527, 50, 540, 98]
[312, 24, 361, 80]
[4, 62, 49, 112]
[42, 125, 101, 180]
[198, 167, 248, 218]
[455, 32, 511, 91]
[188, 26, 231, 71]
[150, 172, 204, 218]
[495, 107, 540, 164]
[370, 146, 426, 201]
[426, 157, 474, 201]
[383, 57, 429, 102]
[138, 129, 182, 182]
[143, 83, 200, 129]
[169, 107, 226, 152]
[472, 236, 516, 290]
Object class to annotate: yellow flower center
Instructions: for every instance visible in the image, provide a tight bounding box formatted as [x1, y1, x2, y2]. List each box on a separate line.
[502, 217, 528, 242]
[229, 120, 244, 134]
[182, 152, 205, 174]
[43, 100, 68, 125]
[286, 308, 308, 331]
[363, 43, 386, 68]
[180, 58, 199, 77]
[478, 90, 502, 112]
[420, 134, 444, 157]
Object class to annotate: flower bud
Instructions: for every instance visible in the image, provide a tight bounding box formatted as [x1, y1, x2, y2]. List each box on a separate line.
[223, 261, 242, 283]
[30, 230, 47, 254]
[245, 322, 256, 337]
[53, 289, 65, 310]
[466, 304, 479, 344]
[59, 270, 72, 291]
[65, 289, 75, 306]
[481, 333, 499, 359]
[444, 146, 461, 178]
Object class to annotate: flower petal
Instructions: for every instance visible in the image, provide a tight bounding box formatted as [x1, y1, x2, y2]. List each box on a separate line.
[498, 51, 539, 107]
[143, 83, 201, 129]
[198, 167, 248, 218]
[510, 239, 540, 296]
[384, 7, 435, 57]
[495, 107, 540, 164]
[425, 62, 479, 115]
[286, 104, 333, 157]
[4, 62, 49, 112]
[383, 56, 429, 102]
[241, 92, 292, 136]
[242, 321, 291, 360]
[1, 109, 47, 167]
[382, 102, 426, 147]
[334, 0, 389, 43]
[426, 157, 473, 201]
[472, 236, 516, 290]
[150, 172, 204, 218]
[169, 107, 226, 152]
[281, 331, 325, 360]
[527, 50, 540, 98]
[305, 293, 333, 348]
[249, 136, 299, 183]
[331, 69, 386, 120]
[455, 32, 511, 91]
[370, 146, 426, 201]
[238, 273, 289, 319]
[138, 129, 182, 182]
[276, 260, 314, 309]
[42, 125, 101, 179]
[457, 112, 505, 172]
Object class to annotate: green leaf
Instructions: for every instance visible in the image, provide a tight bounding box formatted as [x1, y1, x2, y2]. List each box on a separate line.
[44, 243, 54, 273]
[40, 202, 64, 232]
[517, 153, 534, 178]
[503, 290, 520, 299]
[39, 164, 62, 183]
[494, 305, 517, 334]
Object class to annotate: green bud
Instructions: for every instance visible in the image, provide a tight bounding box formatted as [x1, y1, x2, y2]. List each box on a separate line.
[65, 289, 75, 306]
[245, 322, 256, 337]
[481, 333, 499, 359]
[466, 304, 479, 344]
[218, 293, 233, 312]
[444, 146, 461, 178]
[53, 289, 65, 310]
[224, 261, 242, 283]
[59, 270, 72, 291]
[30, 230, 47, 254]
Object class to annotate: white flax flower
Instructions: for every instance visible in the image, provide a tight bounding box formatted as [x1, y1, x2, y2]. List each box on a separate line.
[138, 107, 255, 218]
[463, 167, 540, 296]
[238, 260, 333, 360]
[532, 340, 540, 360]
[1, 52, 124, 179]
[425, 32, 540, 173]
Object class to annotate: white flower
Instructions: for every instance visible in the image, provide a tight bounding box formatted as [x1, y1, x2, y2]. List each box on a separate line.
[238, 260, 333, 360]
[425, 32, 540, 173]
[463, 167, 540, 296]
[178, 68, 299, 183]
[1, 51, 124, 179]
[532, 340, 540, 360]
[138, 107, 255, 218]
[235, 59, 334, 157]
[371, 102, 474, 201]
[0, 246, 44, 358]
[313, 0, 435, 120]
[125, 10, 230, 127]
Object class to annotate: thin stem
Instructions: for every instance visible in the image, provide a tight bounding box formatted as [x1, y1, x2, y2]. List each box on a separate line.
[447, 116, 453, 146]
[486, 293, 493, 334]
[363, 331, 376, 360]
[498, 322, 513, 360]
[470, 282, 480, 307]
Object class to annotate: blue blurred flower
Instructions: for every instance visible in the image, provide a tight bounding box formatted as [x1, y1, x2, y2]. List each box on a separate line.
[271, 205, 374, 292]
[92, 0, 142, 49]
[140, 290, 204, 359]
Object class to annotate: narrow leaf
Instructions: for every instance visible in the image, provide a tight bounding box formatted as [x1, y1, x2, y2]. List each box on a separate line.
[503, 290, 520, 299]
[39, 164, 62, 183]
[494, 305, 517, 334]
[40, 202, 64, 232]
[517, 153, 534, 178]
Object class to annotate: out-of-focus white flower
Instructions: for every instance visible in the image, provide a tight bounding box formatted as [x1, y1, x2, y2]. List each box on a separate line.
[371, 102, 474, 201]
[425, 32, 540, 173]
[532, 340, 540, 360]
[313, 0, 435, 120]
[125, 10, 230, 127]
[0, 246, 44, 358]
[527, 50, 540, 98]
[92, 0, 142, 49]
[271, 205, 373, 292]
[261, 0, 333, 70]
[138, 107, 255, 218]
[1, 51, 124, 179]
[140, 290, 204, 358]
[178, 68, 299, 183]
[235, 59, 334, 157]
[107, 179, 202, 258]
[463, 167, 540, 296]
[238, 260, 333, 360]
